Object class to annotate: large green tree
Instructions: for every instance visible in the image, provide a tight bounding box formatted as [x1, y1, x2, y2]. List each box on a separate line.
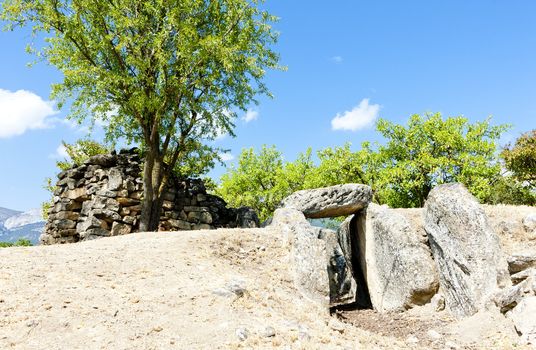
[373, 113, 508, 207]
[2, 0, 280, 231]
[501, 129, 536, 189]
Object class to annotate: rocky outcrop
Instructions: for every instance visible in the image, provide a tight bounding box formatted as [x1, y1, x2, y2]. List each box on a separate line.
[424, 183, 510, 318]
[42, 148, 258, 245]
[360, 204, 439, 312]
[271, 208, 357, 307]
[281, 184, 372, 218]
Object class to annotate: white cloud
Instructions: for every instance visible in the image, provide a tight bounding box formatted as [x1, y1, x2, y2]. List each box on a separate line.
[332, 56, 343, 64]
[331, 98, 381, 132]
[49, 144, 70, 160]
[56, 144, 69, 158]
[0, 89, 58, 138]
[242, 109, 259, 123]
[220, 153, 235, 162]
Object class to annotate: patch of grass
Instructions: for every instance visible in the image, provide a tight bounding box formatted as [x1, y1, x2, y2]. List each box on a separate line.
[0, 239, 32, 248]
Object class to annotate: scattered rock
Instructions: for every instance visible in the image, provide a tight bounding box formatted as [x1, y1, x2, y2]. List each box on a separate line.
[328, 318, 345, 333]
[281, 183, 372, 218]
[424, 183, 510, 318]
[235, 327, 249, 341]
[507, 296, 536, 346]
[523, 214, 536, 233]
[498, 269, 536, 313]
[426, 329, 442, 341]
[262, 326, 276, 338]
[508, 253, 536, 274]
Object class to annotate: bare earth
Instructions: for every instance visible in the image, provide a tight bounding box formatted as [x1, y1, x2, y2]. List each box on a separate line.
[1, 228, 411, 350]
[0, 226, 531, 349]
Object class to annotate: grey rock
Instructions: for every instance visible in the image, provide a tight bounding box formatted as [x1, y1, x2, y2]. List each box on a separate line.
[235, 327, 249, 341]
[498, 269, 536, 313]
[122, 216, 136, 225]
[272, 208, 357, 307]
[92, 209, 122, 223]
[168, 219, 191, 230]
[507, 296, 536, 345]
[76, 216, 105, 233]
[54, 219, 76, 230]
[362, 204, 439, 312]
[96, 189, 117, 198]
[424, 183, 510, 318]
[65, 188, 89, 201]
[262, 326, 276, 338]
[116, 197, 139, 207]
[511, 268, 536, 285]
[111, 222, 132, 236]
[235, 207, 259, 228]
[84, 228, 110, 238]
[107, 168, 123, 191]
[508, 253, 536, 274]
[281, 183, 372, 218]
[84, 154, 116, 167]
[523, 214, 536, 233]
[54, 211, 80, 221]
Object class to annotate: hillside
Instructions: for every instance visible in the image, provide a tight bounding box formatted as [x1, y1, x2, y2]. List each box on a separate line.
[2, 225, 531, 350]
[0, 228, 414, 350]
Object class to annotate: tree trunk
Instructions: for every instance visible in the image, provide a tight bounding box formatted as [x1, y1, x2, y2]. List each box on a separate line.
[139, 145, 166, 232]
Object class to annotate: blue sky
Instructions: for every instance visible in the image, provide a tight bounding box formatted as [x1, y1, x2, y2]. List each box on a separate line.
[1, 1, 535, 211]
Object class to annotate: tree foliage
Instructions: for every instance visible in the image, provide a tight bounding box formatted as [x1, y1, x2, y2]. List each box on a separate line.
[373, 113, 508, 207]
[2, 0, 281, 231]
[216, 146, 313, 222]
[217, 114, 515, 220]
[56, 139, 112, 171]
[501, 130, 536, 188]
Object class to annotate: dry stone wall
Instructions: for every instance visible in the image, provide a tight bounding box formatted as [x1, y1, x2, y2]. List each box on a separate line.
[41, 148, 258, 245]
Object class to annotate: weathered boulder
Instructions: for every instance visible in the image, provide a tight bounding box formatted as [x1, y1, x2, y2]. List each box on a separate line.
[508, 253, 536, 275]
[507, 296, 536, 346]
[424, 183, 510, 318]
[361, 204, 439, 311]
[271, 208, 357, 306]
[281, 184, 372, 218]
[498, 269, 536, 313]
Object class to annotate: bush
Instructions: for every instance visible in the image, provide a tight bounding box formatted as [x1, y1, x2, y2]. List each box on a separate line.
[0, 239, 33, 248]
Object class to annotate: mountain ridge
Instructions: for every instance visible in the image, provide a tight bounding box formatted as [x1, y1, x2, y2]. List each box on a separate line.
[0, 207, 44, 244]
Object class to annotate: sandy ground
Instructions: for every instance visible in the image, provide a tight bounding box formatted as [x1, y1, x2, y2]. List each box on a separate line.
[0, 223, 533, 350]
[1, 228, 413, 350]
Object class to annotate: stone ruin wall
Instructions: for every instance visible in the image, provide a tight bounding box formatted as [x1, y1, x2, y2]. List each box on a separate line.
[41, 148, 258, 245]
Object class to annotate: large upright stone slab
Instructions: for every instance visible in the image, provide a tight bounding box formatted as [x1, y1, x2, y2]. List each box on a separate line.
[357, 204, 439, 311]
[424, 183, 510, 318]
[271, 208, 357, 306]
[281, 184, 372, 218]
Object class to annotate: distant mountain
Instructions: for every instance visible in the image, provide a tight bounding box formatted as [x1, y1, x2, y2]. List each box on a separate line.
[0, 207, 21, 223]
[0, 207, 45, 245]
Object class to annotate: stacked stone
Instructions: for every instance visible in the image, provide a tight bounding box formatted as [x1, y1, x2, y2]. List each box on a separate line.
[41, 148, 259, 245]
[42, 149, 143, 244]
[158, 178, 257, 231]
